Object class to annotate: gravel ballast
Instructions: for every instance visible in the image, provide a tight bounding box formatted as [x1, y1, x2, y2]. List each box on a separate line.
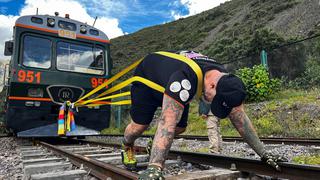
[88, 136, 316, 162]
[0, 137, 23, 180]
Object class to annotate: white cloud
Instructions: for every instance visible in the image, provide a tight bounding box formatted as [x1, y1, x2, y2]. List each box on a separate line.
[171, 10, 183, 20]
[0, 0, 124, 60]
[0, 15, 17, 61]
[173, 0, 230, 20]
[20, 0, 124, 38]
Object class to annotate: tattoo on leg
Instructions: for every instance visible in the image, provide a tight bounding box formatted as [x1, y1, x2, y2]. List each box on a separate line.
[123, 123, 146, 146]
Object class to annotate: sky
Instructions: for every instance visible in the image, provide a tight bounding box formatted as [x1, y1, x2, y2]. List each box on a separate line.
[0, 0, 230, 60]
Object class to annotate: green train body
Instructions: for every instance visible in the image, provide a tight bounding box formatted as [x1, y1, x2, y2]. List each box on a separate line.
[3, 14, 112, 137]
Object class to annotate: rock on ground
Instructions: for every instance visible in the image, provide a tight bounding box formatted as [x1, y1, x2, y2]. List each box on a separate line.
[0, 137, 23, 180]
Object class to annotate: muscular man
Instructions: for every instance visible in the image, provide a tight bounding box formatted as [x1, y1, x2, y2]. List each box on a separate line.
[121, 51, 286, 179]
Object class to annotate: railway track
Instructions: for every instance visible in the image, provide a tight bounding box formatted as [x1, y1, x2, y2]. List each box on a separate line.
[21, 138, 239, 180]
[78, 139, 320, 180]
[21, 138, 319, 180]
[10, 136, 320, 179]
[20, 139, 140, 179]
[0, 134, 10, 138]
[94, 134, 320, 146]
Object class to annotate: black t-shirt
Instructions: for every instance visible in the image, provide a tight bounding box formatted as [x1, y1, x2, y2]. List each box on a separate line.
[133, 52, 227, 107]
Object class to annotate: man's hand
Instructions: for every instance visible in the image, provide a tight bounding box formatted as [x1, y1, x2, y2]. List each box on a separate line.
[138, 165, 164, 180]
[261, 152, 288, 171]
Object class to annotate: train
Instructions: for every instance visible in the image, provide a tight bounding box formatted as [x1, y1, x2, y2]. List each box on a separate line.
[3, 12, 112, 137]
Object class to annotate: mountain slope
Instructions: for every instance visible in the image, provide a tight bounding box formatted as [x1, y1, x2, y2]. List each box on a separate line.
[110, 0, 320, 76]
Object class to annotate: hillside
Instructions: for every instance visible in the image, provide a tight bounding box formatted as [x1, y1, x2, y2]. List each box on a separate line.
[110, 0, 320, 77]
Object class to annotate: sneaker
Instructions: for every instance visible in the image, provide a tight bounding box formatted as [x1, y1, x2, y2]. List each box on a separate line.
[121, 143, 137, 170]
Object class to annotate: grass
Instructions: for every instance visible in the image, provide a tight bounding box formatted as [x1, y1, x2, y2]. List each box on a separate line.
[269, 88, 320, 104]
[196, 147, 210, 153]
[101, 127, 122, 134]
[292, 155, 320, 165]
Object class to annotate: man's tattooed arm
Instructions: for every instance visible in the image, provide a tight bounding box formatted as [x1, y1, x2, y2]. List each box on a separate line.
[149, 95, 184, 168]
[228, 104, 265, 156]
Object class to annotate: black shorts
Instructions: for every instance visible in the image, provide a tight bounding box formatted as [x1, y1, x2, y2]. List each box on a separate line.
[130, 83, 189, 128]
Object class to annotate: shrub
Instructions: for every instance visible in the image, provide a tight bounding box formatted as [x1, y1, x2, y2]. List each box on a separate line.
[301, 58, 320, 87]
[287, 57, 320, 88]
[236, 65, 281, 102]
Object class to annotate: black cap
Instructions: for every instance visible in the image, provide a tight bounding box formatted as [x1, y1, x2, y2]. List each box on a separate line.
[211, 74, 246, 118]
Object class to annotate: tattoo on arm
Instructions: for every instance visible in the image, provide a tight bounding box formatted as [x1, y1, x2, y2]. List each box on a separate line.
[228, 105, 265, 156]
[149, 95, 184, 167]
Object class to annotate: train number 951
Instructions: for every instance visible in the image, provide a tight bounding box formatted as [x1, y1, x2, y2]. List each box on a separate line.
[17, 70, 41, 83]
[91, 78, 108, 88]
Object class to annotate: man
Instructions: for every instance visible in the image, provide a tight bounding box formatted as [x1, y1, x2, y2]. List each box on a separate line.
[199, 99, 222, 153]
[121, 51, 286, 179]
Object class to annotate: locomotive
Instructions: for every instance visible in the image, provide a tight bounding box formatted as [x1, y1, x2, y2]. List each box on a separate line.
[3, 13, 112, 137]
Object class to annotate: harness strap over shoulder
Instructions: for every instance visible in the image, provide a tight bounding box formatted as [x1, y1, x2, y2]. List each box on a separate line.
[154, 51, 203, 98]
[75, 51, 203, 107]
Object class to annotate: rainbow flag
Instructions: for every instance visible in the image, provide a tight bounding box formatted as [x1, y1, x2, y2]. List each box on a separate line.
[57, 105, 65, 135]
[66, 108, 76, 131]
[69, 108, 76, 131]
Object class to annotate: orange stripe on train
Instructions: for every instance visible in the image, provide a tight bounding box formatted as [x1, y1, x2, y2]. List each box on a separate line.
[9, 96, 111, 105]
[9, 96, 52, 102]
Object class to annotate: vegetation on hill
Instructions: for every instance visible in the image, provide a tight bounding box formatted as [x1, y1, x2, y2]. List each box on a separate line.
[110, 0, 320, 77]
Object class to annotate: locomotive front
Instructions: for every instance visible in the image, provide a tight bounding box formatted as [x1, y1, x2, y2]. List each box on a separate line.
[3, 13, 112, 137]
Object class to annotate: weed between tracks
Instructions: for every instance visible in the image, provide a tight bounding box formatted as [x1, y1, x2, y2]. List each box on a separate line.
[293, 155, 320, 165]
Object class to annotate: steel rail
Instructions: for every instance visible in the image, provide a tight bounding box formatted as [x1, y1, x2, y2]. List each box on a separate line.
[38, 141, 138, 180]
[0, 134, 10, 138]
[78, 140, 320, 180]
[93, 134, 320, 146]
[167, 150, 320, 180]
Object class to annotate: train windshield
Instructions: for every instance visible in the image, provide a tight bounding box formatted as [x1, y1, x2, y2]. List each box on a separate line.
[23, 36, 52, 69]
[57, 41, 104, 75]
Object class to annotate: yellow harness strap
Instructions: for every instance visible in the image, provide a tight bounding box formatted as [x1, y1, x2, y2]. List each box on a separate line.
[75, 51, 203, 107]
[74, 58, 143, 104]
[79, 91, 131, 106]
[154, 51, 203, 98]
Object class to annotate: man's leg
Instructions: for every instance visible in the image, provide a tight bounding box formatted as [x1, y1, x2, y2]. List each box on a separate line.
[206, 115, 222, 153]
[123, 84, 158, 170]
[122, 121, 150, 170]
[123, 121, 149, 146]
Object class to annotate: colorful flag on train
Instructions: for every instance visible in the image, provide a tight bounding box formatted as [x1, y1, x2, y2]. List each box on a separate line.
[57, 103, 76, 135]
[57, 104, 65, 135]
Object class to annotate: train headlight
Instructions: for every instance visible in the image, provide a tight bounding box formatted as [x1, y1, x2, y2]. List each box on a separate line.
[25, 101, 34, 107]
[47, 18, 55, 27]
[34, 101, 41, 107]
[80, 25, 87, 34]
[28, 88, 43, 97]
